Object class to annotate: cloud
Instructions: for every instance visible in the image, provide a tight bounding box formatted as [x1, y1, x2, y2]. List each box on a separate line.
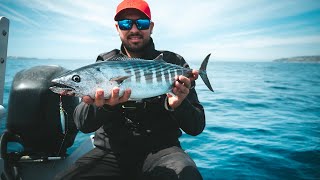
[179, 34, 320, 61]
[151, 0, 320, 39]
[222, 35, 320, 49]
[12, 0, 116, 29]
[1, 0, 320, 61]
[0, 3, 41, 28]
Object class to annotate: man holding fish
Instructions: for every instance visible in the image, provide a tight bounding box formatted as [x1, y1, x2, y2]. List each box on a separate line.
[56, 0, 210, 179]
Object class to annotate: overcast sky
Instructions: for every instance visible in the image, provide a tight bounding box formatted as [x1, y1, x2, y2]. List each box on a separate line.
[1, 0, 320, 61]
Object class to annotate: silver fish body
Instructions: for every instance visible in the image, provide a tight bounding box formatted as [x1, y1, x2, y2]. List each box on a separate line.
[50, 54, 213, 100]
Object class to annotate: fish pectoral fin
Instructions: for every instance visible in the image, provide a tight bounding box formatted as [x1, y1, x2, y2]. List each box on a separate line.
[110, 75, 132, 85]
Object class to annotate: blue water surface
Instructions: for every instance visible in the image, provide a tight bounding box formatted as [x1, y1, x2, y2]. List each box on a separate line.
[1, 58, 320, 179]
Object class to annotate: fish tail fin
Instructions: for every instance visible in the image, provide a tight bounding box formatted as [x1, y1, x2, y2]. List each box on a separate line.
[199, 53, 214, 92]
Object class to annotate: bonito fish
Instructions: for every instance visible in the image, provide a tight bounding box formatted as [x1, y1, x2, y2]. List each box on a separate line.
[50, 54, 213, 100]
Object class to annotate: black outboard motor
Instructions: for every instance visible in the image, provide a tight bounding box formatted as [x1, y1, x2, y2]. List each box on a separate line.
[0, 65, 79, 179]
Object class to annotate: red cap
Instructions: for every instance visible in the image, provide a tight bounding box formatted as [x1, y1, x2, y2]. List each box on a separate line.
[114, 0, 151, 20]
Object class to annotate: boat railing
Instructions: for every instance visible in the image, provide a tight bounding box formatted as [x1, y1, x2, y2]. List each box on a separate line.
[0, 17, 9, 119]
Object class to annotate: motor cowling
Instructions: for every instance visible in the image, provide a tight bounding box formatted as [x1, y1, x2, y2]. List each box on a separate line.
[6, 65, 79, 156]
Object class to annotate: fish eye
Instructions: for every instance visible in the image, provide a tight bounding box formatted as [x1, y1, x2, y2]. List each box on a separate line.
[72, 75, 81, 83]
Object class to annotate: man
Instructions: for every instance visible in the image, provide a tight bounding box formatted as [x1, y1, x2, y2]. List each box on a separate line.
[56, 0, 205, 179]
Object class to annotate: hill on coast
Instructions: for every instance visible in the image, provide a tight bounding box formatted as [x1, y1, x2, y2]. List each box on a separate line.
[274, 55, 320, 63]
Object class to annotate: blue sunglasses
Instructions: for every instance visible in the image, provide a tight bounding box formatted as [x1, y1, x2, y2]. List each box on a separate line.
[118, 19, 151, 30]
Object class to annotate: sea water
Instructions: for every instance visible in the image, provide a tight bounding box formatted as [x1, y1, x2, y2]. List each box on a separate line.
[1, 58, 319, 179]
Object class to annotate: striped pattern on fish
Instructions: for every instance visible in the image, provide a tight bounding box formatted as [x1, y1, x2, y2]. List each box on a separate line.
[50, 54, 213, 100]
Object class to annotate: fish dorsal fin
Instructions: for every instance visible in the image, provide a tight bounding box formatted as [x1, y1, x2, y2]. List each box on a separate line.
[154, 53, 163, 60]
[154, 53, 165, 62]
[111, 56, 143, 61]
[110, 75, 132, 85]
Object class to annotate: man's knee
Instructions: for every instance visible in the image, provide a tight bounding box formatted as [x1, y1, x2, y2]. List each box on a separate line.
[143, 146, 202, 179]
[143, 165, 202, 180]
[178, 166, 203, 180]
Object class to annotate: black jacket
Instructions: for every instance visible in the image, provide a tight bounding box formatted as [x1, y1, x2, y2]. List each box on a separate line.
[73, 39, 206, 153]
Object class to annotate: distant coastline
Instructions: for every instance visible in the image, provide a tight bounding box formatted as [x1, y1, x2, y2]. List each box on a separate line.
[7, 56, 90, 61]
[7, 55, 320, 63]
[273, 55, 320, 63]
[7, 56, 52, 60]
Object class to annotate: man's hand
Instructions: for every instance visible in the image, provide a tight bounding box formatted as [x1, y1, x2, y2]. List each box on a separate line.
[167, 70, 199, 109]
[82, 87, 131, 107]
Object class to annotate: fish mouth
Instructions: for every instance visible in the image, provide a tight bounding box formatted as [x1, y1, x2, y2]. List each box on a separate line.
[49, 83, 76, 96]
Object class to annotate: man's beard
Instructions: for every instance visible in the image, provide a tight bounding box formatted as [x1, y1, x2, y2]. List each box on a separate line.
[122, 33, 149, 53]
[123, 42, 147, 53]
